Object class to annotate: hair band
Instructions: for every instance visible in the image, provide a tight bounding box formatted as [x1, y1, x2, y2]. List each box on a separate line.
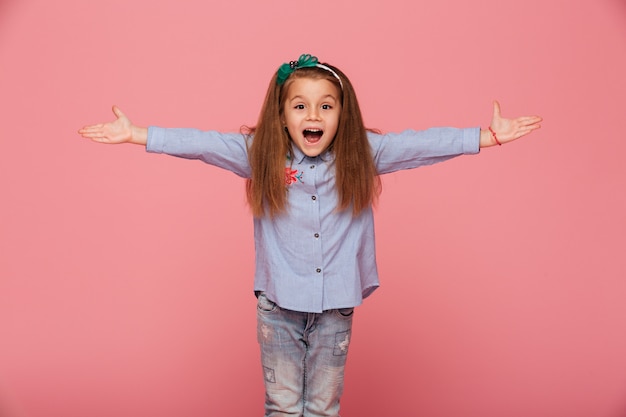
[315, 63, 343, 89]
[276, 54, 343, 89]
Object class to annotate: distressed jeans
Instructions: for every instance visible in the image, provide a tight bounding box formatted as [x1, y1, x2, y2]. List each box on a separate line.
[256, 293, 354, 417]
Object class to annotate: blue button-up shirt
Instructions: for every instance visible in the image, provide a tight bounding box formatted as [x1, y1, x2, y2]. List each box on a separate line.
[147, 126, 479, 313]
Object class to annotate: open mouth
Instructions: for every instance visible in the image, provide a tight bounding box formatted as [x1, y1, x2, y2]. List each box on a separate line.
[303, 129, 323, 144]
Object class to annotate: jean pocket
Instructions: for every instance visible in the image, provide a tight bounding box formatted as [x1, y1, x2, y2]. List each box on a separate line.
[257, 292, 278, 313]
[335, 307, 354, 318]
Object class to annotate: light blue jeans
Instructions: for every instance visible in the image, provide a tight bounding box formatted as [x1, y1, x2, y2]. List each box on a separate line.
[256, 293, 354, 417]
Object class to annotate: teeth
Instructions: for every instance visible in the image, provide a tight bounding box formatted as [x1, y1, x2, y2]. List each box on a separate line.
[303, 128, 323, 144]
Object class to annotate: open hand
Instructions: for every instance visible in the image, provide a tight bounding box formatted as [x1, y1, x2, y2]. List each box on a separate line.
[483, 101, 542, 147]
[78, 106, 146, 145]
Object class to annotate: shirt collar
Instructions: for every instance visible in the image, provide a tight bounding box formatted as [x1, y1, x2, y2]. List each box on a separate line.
[290, 145, 333, 164]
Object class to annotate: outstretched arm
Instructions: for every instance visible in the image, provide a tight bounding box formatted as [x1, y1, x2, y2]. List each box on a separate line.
[479, 101, 542, 148]
[78, 106, 148, 145]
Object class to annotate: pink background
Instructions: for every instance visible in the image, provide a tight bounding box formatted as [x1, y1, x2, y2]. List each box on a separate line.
[1, 0, 626, 416]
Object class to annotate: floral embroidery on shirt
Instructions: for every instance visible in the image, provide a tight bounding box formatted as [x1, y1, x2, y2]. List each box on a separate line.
[285, 167, 303, 185]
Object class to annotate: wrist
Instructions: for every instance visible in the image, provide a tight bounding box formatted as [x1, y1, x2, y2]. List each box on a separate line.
[479, 129, 493, 148]
[479, 127, 501, 148]
[488, 126, 502, 146]
[130, 126, 148, 145]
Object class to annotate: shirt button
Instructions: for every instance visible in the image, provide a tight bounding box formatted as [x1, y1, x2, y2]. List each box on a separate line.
[316, 268, 322, 273]
[314, 233, 320, 238]
[310, 165, 315, 169]
[311, 195, 317, 201]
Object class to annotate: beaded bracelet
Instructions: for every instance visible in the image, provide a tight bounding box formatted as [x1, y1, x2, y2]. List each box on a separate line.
[488, 126, 502, 146]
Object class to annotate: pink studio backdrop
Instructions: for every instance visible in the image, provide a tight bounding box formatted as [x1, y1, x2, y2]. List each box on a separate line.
[1, 0, 625, 416]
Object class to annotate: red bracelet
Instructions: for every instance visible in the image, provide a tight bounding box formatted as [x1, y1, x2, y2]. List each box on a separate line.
[488, 127, 502, 146]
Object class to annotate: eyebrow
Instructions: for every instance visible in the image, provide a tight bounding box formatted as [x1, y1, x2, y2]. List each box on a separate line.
[288, 94, 338, 102]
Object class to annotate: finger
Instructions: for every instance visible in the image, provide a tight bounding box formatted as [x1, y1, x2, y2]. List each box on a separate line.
[526, 123, 542, 132]
[112, 105, 125, 119]
[78, 124, 104, 132]
[493, 100, 502, 120]
[515, 124, 541, 138]
[79, 131, 107, 139]
[78, 129, 102, 137]
[516, 116, 543, 125]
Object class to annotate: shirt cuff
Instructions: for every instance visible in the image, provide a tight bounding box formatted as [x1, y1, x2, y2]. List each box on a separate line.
[146, 126, 166, 154]
[464, 127, 481, 155]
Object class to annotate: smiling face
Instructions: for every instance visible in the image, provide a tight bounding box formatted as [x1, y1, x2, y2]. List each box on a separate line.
[282, 77, 342, 157]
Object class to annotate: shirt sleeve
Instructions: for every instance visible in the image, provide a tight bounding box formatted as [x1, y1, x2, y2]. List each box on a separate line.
[368, 127, 480, 175]
[146, 126, 252, 178]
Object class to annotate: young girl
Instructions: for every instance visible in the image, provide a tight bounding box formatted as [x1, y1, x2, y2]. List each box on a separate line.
[79, 54, 542, 417]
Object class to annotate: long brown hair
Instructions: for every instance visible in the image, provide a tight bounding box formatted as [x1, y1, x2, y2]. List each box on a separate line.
[246, 63, 380, 218]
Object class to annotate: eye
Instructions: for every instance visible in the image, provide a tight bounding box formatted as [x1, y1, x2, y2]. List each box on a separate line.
[294, 104, 305, 110]
[321, 104, 332, 110]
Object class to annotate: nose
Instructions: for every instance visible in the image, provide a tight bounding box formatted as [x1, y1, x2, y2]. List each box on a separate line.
[306, 108, 321, 121]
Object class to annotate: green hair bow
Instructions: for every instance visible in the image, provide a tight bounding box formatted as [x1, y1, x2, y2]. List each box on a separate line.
[276, 54, 319, 85]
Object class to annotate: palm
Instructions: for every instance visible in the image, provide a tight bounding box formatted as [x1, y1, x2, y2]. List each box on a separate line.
[99, 114, 132, 144]
[490, 101, 542, 144]
[79, 106, 133, 144]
